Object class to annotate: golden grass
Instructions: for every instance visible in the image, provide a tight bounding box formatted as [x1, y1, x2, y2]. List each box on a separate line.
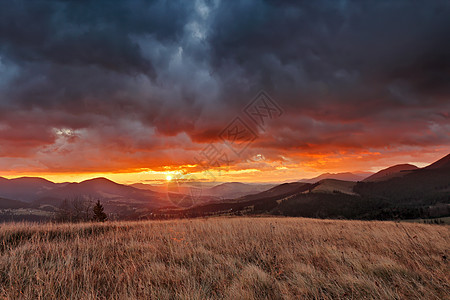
[0, 217, 449, 299]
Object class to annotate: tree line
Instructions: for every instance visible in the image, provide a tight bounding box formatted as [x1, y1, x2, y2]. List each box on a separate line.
[55, 196, 107, 222]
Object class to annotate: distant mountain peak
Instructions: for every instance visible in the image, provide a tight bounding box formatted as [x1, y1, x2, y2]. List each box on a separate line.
[80, 177, 117, 185]
[300, 172, 366, 183]
[363, 164, 418, 182]
[10, 177, 55, 184]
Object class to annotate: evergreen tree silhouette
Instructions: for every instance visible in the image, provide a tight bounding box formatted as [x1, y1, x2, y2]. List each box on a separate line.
[93, 200, 107, 222]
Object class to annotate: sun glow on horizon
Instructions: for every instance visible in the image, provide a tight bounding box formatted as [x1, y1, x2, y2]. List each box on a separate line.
[0, 149, 447, 185]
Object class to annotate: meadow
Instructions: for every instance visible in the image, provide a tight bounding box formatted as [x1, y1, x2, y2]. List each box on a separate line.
[0, 217, 448, 299]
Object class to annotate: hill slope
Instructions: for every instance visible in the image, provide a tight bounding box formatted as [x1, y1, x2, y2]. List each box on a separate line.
[170, 182, 316, 216]
[0, 197, 29, 209]
[423, 153, 450, 169]
[204, 182, 275, 199]
[300, 172, 368, 183]
[355, 154, 450, 205]
[363, 164, 418, 182]
[310, 179, 357, 195]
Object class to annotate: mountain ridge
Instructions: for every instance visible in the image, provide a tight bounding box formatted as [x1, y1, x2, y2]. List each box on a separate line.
[363, 164, 418, 182]
[299, 172, 370, 183]
[1, 153, 449, 221]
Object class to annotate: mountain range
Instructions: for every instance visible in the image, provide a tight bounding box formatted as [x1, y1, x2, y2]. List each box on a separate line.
[162, 154, 450, 220]
[0, 153, 449, 221]
[132, 182, 275, 200]
[299, 172, 373, 183]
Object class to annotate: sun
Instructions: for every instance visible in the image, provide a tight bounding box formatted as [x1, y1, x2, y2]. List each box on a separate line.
[166, 175, 172, 181]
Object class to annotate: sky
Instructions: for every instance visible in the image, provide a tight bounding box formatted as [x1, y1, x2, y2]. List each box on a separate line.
[0, 0, 449, 184]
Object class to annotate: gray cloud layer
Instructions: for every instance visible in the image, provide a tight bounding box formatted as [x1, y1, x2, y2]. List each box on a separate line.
[0, 0, 449, 172]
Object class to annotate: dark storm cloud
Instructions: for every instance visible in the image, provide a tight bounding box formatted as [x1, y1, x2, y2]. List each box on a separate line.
[0, 0, 192, 74]
[208, 0, 450, 107]
[0, 0, 449, 172]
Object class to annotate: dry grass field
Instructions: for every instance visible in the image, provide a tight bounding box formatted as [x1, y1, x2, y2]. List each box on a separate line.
[0, 217, 449, 299]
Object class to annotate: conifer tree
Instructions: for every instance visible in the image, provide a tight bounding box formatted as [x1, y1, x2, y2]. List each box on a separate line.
[93, 200, 107, 222]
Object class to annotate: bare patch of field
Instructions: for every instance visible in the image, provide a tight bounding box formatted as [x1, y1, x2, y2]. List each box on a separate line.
[311, 179, 357, 195]
[0, 217, 448, 299]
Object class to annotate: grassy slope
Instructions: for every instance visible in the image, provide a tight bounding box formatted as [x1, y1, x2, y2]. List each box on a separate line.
[0, 218, 449, 299]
